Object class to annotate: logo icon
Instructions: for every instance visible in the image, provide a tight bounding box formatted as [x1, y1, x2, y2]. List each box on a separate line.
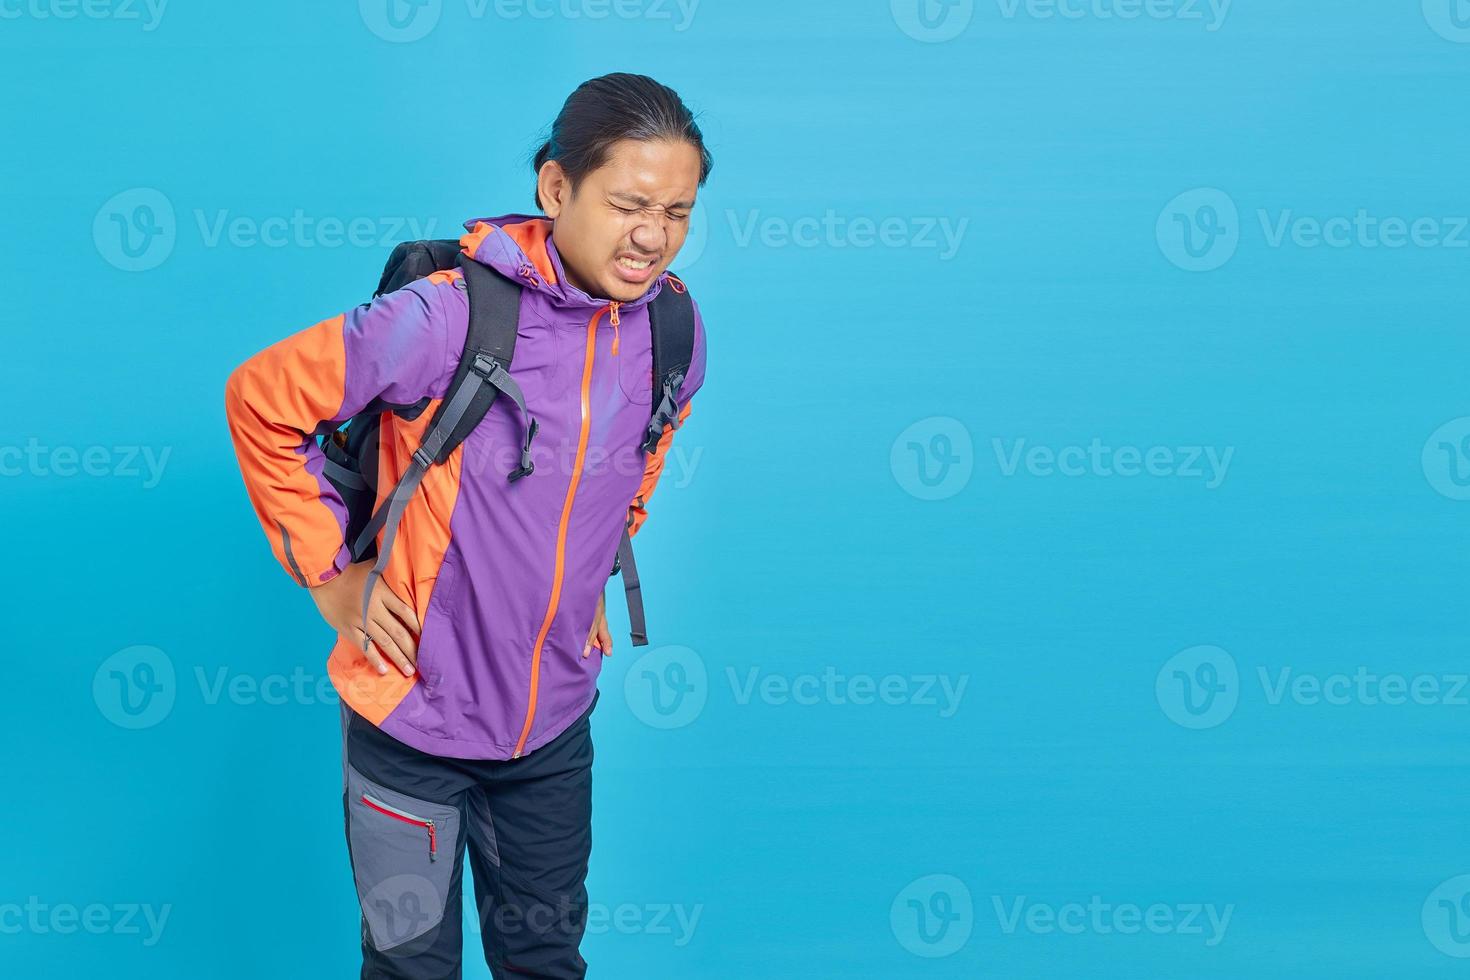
[93, 645, 176, 729]
[93, 188, 175, 272]
[673, 200, 710, 272]
[360, 0, 442, 42]
[891, 416, 973, 501]
[362, 873, 445, 949]
[890, 874, 973, 957]
[1422, 418, 1470, 501]
[1424, 875, 1470, 957]
[1423, 0, 1470, 43]
[891, 0, 974, 43]
[1156, 645, 1238, 729]
[624, 645, 708, 729]
[1157, 188, 1239, 272]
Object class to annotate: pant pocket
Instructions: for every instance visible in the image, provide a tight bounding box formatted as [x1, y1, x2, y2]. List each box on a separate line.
[345, 763, 460, 952]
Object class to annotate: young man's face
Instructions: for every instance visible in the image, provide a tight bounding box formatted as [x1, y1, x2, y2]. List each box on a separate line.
[538, 138, 702, 303]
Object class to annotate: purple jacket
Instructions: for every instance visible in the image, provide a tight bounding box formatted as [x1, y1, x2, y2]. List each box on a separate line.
[225, 213, 707, 758]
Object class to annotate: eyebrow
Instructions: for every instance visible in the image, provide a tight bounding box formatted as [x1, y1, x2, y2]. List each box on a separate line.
[609, 192, 696, 210]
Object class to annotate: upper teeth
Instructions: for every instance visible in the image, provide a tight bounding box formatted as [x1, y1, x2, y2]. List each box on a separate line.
[618, 257, 652, 270]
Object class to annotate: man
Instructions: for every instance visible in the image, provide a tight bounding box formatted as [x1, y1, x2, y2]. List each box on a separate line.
[225, 72, 712, 977]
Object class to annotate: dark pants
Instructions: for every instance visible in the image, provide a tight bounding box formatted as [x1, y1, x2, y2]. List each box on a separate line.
[340, 694, 597, 979]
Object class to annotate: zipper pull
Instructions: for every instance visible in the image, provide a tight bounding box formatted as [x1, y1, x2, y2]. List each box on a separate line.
[426, 821, 437, 862]
[609, 302, 621, 356]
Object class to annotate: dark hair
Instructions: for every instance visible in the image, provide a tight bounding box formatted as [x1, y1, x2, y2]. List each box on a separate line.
[532, 73, 712, 210]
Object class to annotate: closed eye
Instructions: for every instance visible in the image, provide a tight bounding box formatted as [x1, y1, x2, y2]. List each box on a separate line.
[612, 203, 691, 222]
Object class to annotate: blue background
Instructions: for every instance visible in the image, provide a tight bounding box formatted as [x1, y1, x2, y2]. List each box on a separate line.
[4, 0, 1470, 976]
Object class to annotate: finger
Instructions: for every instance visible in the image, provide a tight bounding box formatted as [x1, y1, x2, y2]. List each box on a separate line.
[597, 617, 613, 658]
[584, 616, 601, 658]
[357, 628, 390, 676]
[378, 587, 422, 635]
[372, 603, 419, 666]
[369, 612, 416, 677]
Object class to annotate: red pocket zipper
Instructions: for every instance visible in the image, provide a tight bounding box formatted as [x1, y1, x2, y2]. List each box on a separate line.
[360, 792, 438, 862]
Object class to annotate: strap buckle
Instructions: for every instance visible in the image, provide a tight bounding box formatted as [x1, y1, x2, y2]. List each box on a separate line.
[507, 417, 539, 482]
[470, 353, 500, 380]
[639, 372, 686, 454]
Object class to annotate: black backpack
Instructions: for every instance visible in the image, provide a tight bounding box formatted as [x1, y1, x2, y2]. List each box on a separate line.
[319, 240, 695, 651]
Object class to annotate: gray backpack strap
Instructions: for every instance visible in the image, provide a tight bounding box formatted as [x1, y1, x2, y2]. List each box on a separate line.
[614, 524, 647, 646]
[353, 255, 528, 651]
[614, 278, 697, 647]
[639, 279, 696, 454]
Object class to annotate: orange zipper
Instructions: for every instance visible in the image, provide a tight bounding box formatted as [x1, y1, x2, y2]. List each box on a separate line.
[512, 302, 615, 757]
[609, 302, 621, 356]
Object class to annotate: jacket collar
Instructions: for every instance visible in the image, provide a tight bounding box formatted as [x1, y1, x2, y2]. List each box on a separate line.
[460, 213, 666, 311]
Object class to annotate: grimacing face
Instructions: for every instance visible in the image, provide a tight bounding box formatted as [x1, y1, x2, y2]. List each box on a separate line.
[537, 138, 701, 304]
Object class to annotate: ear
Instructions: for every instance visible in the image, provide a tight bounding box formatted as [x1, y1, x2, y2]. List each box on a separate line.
[537, 160, 569, 219]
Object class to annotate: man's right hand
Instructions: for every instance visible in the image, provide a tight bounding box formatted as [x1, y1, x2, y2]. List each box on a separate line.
[309, 561, 421, 678]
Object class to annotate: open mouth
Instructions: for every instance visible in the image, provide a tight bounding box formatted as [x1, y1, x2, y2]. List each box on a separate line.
[613, 254, 658, 282]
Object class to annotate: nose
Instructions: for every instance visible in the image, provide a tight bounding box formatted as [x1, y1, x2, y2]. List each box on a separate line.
[629, 217, 666, 255]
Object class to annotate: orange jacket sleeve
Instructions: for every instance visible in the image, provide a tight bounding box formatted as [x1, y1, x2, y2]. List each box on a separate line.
[627, 399, 695, 538]
[224, 280, 451, 587]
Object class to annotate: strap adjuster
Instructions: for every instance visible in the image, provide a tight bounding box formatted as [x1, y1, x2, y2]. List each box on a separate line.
[470, 353, 500, 380]
[507, 417, 540, 482]
[639, 373, 685, 454]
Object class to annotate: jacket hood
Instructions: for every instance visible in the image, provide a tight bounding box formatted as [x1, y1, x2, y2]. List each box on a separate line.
[460, 213, 668, 312]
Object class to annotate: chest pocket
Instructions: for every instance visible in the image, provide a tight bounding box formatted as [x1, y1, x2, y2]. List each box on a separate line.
[615, 321, 654, 407]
